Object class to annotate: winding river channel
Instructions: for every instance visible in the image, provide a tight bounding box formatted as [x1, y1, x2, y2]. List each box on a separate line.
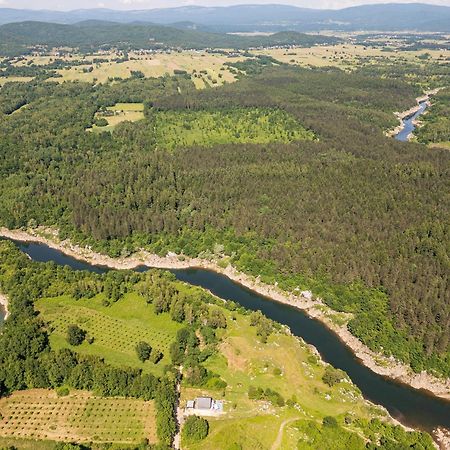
[395, 100, 428, 141]
[2, 238, 449, 436]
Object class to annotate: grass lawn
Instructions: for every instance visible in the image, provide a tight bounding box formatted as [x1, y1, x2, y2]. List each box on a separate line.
[0, 389, 156, 445]
[36, 292, 182, 375]
[181, 310, 386, 450]
[429, 141, 450, 150]
[154, 108, 315, 150]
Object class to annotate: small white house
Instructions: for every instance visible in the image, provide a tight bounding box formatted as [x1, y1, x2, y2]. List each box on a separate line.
[185, 397, 224, 416]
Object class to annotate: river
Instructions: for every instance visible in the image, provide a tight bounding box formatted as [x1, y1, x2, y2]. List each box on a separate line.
[2, 238, 449, 436]
[395, 100, 428, 142]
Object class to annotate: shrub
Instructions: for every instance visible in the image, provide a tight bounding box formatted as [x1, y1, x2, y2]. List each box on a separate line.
[322, 366, 344, 387]
[136, 341, 152, 362]
[56, 386, 70, 397]
[150, 349, 163, 364]
[323, 416, 338, 428]
[66, 325, 86, 346]
[182, 415, 209, 442]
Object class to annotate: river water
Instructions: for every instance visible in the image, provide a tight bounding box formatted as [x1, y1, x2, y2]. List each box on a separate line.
[2, 239, 449, 435]
[395, 100, 428, 141]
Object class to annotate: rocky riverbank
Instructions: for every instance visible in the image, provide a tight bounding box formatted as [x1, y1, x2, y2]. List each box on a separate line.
[386, 88, 441, 139]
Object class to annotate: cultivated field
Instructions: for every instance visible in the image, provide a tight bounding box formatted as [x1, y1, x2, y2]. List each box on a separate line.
[36, 292, 181, 374]
[0, 76, 34, 86]
[0, 389, 157, 444]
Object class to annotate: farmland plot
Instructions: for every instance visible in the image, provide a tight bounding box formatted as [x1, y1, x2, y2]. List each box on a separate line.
[0, 389, 157, 444]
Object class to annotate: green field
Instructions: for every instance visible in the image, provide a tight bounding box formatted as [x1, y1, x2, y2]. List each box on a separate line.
[36, 292, 182, 374]
[181, 310, 391, 450]
[0, 389, 156, 445]
[154, 108, 315, 150]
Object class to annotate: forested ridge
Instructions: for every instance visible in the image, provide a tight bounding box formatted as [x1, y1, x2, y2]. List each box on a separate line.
[0, 66, 449, 377]
[0, 20, 336, 56]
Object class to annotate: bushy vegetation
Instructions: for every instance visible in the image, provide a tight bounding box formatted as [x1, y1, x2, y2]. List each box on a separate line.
[294, 416, 435, 449]
[322, 366, 346, 387]
[248, 386, 285, 406]
[182, 415, 209, 443]
[151, 107, 314, 150]
[136, 341, 152, 362]
[67, 324, 86, 346]
[0, 66, 448, 378]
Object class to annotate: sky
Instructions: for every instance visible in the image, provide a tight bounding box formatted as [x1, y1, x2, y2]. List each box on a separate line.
[1, 0, 449, 10]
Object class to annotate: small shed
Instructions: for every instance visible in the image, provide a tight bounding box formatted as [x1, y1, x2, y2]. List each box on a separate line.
[186, 400, 195, 409]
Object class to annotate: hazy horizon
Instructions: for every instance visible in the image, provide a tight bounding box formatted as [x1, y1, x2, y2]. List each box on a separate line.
[1, 0, 449, 12]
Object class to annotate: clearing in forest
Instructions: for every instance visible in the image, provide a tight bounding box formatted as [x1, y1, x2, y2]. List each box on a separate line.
[89, 102, 145, 132]
[36, 292, 181, 375]
[0, 389, 157, 444]
[154, 108, 315, 150]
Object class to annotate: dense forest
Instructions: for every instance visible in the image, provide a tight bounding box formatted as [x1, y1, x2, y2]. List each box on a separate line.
[0, 65, 448, 377]
[415, 87, 450, 144]
[0, 21, 337, 56]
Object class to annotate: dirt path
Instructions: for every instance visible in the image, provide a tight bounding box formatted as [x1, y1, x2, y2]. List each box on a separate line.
[271, 417, 299, 450]
[173, 365, 184, 450]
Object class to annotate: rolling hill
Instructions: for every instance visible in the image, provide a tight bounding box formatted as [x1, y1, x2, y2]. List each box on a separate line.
[0, 3, 449, 32]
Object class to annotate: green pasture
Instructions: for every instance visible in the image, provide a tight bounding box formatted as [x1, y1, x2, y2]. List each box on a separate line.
[36, 292, 181, 374]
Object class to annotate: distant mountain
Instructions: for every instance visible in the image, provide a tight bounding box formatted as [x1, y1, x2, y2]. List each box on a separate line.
[0, 3, 449, 32]
[0, 20, 337, 56]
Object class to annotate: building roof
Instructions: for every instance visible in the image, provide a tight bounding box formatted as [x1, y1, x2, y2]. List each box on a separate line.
[195, 397, 212, 410]
[186, 400, 195, 408]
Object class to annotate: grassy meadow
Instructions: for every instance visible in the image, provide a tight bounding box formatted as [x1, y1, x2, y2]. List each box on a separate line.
[0, 76, 34, 86]
[89, 102, 145, 132]
[256, 44, 448, 71]
[0, 389, 156, 445]
[181, 309, 387, 450]
[50, 51, 243, 87]
[36, 292, 181, 375]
